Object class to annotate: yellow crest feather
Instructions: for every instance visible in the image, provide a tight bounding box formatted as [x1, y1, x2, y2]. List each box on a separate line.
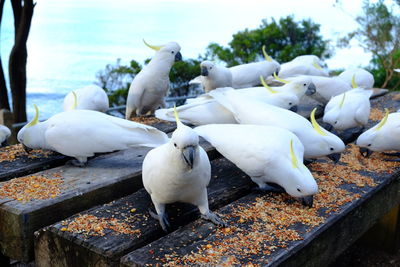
[260, 75, 277, 94]
[311, 108, 327, 136]
[351, 74, 357, 88]
[71, 91, 78, 110]
[290, 139, 298, 169]
[262, 45, 272, 62]
[375, 108, 389, 131]
[273, 72, 290, 84]
[173, 104, 181, 125]
[26, 104, 39, 127]
[143, 39, 163, 51]
[312, 59, 323, 70]
[339, 93, 346, 108]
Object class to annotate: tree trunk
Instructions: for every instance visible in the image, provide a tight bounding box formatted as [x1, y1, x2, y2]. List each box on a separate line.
[0, 0, 10, 110]
[9, 0, 34, 123]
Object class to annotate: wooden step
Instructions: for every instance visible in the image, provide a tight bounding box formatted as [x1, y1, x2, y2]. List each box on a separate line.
[120, 152, 400, 266]
[34, 158, 253, 267]
[0, 138, 214, 262]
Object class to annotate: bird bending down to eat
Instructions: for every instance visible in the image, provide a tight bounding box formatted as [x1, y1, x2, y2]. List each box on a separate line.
[142, 106, 225, 232]
[195, 124, 318, 207]
[125, 40, 182, 119]
[356, 109, 400, 158]
[17, 105, 169, 166]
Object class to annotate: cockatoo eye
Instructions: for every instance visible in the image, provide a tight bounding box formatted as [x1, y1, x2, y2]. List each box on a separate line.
[174, 143, 177, 147]
[171, 51, 175, 54]
[303, 83, 306, 86]
[289, 102, 292, 106]
[297, 188, 301, 192]
[368, 144, 371, 147]
[334, 121, 338, 124]
[209, 67, 213, 70]
[330, 147, 334, 151]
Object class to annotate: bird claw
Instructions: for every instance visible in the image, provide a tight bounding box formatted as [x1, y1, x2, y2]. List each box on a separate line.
[149, 209, 170, 232]
[255, 183, 285, 193]
[67, 159, 87, 167]
[201, 212, 227, 228]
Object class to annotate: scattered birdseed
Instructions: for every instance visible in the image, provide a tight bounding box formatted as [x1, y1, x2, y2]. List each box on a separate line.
[369, 108, 387, 121]
[130, 116, 164, 125]
[61, 214, 141, 237]
[162, 143, 397, 265]
[0, 144, 54, 163]
[0, 174, 64, 203]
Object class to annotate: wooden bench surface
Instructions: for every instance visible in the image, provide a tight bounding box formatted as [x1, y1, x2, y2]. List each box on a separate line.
[34, 158, 253, 266]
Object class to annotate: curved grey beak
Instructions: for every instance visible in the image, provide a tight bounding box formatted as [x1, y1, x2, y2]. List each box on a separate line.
[305, 82, 317, 96]
[301, 195, 314, 207]
[201, 67, 209, 76]
[22, 144, 33, 154]
[175, 52, 182, 62]
[359, 147, 373, 158]
[289, 105, 298, 112]
[182, 146, 195, 169]
[327, 152, 341, 163]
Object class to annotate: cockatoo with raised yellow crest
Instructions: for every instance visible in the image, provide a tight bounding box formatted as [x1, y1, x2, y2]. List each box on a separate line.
[338, 68, 374, 89]
[125, 40, 182, 119]
[142, 107, 224, 232]
[195, 124, 318, 207]
[17, 105, 168, 166]
[229, 46, 280, 89]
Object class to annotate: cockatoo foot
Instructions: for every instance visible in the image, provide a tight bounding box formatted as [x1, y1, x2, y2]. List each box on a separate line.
[254, 183, 285, 193]
[68, 159, 87, 167]
[149, 209, 170, 232]
[201, 212, 226, 228]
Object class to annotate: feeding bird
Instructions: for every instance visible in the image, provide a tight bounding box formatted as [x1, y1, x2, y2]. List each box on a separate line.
[155, 78, 310, 126]
[142, 107, 224, 232]
[0, 125, 11, 147]
[278, 55, 329, 78]
[18, 105, 169, 166]
[63, 85, 109, 112]
[323, 88, 373, 130]
[338, 68, 374, 89]
[195, 124, 318, 207]
[356, 109, 400, 157]
[125, 40, 182, 119]
[193, 61, 232, 93]
[229, 46, 280, 89]
[208, 89, 345, 161]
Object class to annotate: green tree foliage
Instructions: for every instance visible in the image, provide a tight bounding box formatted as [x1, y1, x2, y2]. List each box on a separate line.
[338, 0, 400, 89]
[204, 15, 331, 67]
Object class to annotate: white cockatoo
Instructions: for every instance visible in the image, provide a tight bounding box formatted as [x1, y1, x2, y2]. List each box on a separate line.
[262, 74, 317, 100]
[195, 124, 318, 206]
[229, 46, 280, 89]
[323, 88, 373, 130]
[142, 107, 224, 231]
[286, 75, 352, 103]
[125, 40, 182, 119]
[63, 85, 109, 112]
[356, 109, 400, 157]
[155, 78, 313, 126]
[208, 89, 345, 161]
[18, 105, 168, 166]
[0, 125, 11, 146]
[278, 55, 329, 78]
[196, 61, 232, 93]
[338, 68, 374, 89]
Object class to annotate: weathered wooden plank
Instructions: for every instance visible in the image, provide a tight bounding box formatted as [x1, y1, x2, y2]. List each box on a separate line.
[0, 137, 215, 262]
[0, 121, 177, 182]
[119, 153, 400, 266]
[34, 158, 252, 267]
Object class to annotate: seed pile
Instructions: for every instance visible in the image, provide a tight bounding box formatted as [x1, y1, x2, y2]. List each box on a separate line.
[369, 108, 387, 121]
[0, 174, 64, 203]
[130, 116, 164, 125]
[61, 214, 141, 237]
[0, 144, 54, 163]
[163, 143, 399, 265]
